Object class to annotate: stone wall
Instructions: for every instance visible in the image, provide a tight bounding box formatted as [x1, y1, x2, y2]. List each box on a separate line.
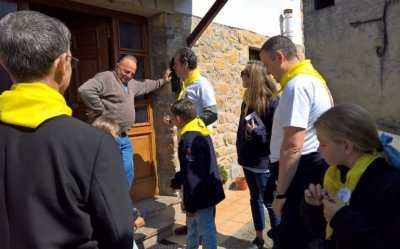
[149, 12, 305, 195]
[303, 0, 400, 127]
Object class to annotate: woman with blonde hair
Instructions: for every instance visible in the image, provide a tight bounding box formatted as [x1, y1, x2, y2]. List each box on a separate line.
[301, 103, 400, 249]
[236, 60, 280, 249]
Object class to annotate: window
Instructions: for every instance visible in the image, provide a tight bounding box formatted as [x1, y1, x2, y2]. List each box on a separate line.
[315, 0, 334, 11]
[119, 20, 143, 50]
[249, 48, 260, 61]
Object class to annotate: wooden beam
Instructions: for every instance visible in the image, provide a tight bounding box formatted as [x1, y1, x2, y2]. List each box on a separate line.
[186, 0, 228, 48]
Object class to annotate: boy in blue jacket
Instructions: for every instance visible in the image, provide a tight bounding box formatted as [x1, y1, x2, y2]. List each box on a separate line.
[170, 99, 225, 249]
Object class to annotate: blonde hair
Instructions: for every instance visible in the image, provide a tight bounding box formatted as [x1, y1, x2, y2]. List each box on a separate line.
[313, 103, 381, 154]
[92, 116, 120, 139]
[244, 60, 278, 117]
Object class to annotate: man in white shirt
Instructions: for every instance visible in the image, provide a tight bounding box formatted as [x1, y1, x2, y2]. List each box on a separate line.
[259, 35, 333, 249]
[167, 47, 218, 235]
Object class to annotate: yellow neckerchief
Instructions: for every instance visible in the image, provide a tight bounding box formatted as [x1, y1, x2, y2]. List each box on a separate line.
[0, 83, 72, 128]
[323, 150, 383, 239]
[271, 59, 328, 99]
[178, 117, 213, 141]
[177, 68, 200, 100]
[243, 89, 250, 118]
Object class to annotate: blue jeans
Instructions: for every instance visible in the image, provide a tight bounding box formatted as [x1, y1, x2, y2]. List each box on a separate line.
[243, 168, 280, 231]
[186, 207, 216, 249]
[117, 132, 134, 188]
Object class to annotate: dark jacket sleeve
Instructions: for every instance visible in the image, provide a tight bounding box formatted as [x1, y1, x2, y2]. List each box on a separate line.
[199, 105, 218, 126]
[300, 197, 327, 239]
[132, 78, 166, 96]
[250, 96, 278, 143]
[183, 137, 208, 213]
[78, 78, 106, 115]
[88, 133, 134, 249]
[330, 194, 400, 249]
[170, 171, 182, 189]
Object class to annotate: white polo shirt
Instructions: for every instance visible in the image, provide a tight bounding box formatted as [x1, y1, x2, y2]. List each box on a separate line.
[269, 74, 333, 163]
[182, 75, 217, 129]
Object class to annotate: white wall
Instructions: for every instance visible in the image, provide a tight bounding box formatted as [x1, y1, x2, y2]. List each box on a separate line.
[174, 0, 303, 45]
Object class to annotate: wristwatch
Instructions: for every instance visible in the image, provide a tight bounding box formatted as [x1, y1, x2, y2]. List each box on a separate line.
[273, 191, 286, 199]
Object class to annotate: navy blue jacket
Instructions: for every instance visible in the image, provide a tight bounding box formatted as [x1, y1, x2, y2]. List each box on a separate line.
[177, 131, 225, 213]
[300, 158, 400, 249]
[236, 96, 279, 169]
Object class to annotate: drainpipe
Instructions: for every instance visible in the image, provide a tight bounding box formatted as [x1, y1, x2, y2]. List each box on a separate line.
[283, 8, 293, 40]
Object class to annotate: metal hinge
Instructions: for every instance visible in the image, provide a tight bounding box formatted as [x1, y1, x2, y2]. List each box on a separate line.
[106, 22, 111, 39]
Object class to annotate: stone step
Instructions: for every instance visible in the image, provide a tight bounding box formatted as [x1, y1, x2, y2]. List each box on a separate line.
[134, 196, 183, 249]
[134, 215, 175, 249]
[134, 195, 182, 221]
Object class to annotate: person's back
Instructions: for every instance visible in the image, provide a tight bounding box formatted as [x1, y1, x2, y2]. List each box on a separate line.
[0, 116, 133, 248]
[0, 11, 133, 248]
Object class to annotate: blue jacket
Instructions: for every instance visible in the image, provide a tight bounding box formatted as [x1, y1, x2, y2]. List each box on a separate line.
[236, 96, 279, 169]
[301, 157, 400, 249]
[177, 131, 225, 213]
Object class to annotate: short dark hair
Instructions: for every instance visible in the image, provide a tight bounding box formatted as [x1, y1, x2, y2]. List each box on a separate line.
[170, 99, 197, 123]
[0, 11, 71, 82]
[175, 47, 197, 69]
[117, 55, 137, 64]
[260, 35, 299, 61]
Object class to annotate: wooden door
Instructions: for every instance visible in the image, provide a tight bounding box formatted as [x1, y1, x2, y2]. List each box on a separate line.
[64, 17, 109, 121]
[111, 18, 159, 202]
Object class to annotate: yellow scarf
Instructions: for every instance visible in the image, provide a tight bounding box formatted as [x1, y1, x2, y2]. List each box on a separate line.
[272, 60, 328, 99]
[243, 89, 250, 118]
[0, 83, 72, 128]
[323, 151, 383, 239]
[178, 117, 213, 141]
[177, 68, 200, 100]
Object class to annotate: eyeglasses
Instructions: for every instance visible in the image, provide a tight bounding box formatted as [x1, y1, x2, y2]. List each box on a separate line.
[240, 70, 249, 77]
[67, 55, 79, 68]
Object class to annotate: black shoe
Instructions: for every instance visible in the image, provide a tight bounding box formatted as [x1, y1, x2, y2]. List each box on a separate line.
[247, 237, 265, 249]
[174, 225, 188, 235]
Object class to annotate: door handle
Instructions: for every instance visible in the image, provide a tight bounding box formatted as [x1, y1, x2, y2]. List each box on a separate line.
[70, 102, 79, 110]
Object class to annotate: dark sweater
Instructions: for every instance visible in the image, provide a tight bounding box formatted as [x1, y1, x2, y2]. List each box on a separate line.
[300, 158, 400, 249]
[78, 70, 166, 132]
[177, 132, 225, 213]
[0, 116, 133, 249]
[236, 96, 279, 169]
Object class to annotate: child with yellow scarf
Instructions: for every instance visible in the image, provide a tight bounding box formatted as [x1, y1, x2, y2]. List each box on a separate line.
[169, 99, 225, 249]
[300, 103, 400, 249]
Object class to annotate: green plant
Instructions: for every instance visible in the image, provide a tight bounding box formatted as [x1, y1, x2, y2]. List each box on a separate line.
[218, 165, 228, 184]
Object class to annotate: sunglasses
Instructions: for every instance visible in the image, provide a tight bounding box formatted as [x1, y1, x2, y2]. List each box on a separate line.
[240, 70, 249, 77]
[67, 55, 80, 68]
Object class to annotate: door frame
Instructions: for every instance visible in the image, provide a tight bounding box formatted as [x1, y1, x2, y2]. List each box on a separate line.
[18, 0, 159, 200]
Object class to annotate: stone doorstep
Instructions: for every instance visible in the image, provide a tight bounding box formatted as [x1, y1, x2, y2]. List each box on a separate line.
[134, 195, 183, 221]
[134, 195, 183, 249]
[135, 216, 174, 249]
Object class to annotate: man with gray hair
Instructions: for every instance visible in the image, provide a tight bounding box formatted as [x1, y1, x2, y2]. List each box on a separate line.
[78, 55, 172, 189]
[259, 35, 333, 249]
[0, 11, 133, 248]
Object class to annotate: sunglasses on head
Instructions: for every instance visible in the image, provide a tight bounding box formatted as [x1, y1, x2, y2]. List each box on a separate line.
[240, 70, 249, 77]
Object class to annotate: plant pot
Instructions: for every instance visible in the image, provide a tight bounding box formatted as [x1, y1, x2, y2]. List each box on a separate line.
[235, 177, 248, 190]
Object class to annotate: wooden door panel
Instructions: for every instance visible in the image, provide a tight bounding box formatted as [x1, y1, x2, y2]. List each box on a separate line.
[64, 18, 109, 121]
[130, 132, 157, 202]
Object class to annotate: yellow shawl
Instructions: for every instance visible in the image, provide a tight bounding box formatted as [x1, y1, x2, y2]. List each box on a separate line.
[178, 117, 213, 141]
[0, 83, 72, 128]
[272, 59, 328, 99]
[323, 151, 383, 239]
[242, 89, 250, 118]
[177, 68, 200, 100]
